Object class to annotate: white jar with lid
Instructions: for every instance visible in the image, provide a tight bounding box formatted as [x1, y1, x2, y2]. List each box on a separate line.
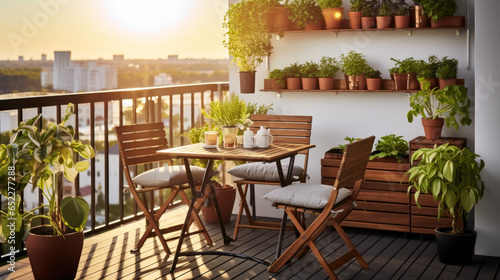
[243, 128, 256, 149]
[256, 126, 273, 148]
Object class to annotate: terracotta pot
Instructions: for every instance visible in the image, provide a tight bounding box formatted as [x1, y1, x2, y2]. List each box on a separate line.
[286, 77, 302, 90]
[376, 16, 392, 29]
[348, 11, 362, 29]
[265, 79, 285, 90]
[408, 73, 419, 90]
[305, 21, 324, 30]
[201, 184, 236, 224]
[239, 71, 255, 93]
[361, 17, 376, 29]
[301, 77, 318, 90]
[414, 5, 429, 28]
[431, 16, 462, 28]
[25, 226, 84, 280]
[265, 8, 277, 32]
[273, 6, 292, 31]
[439, 78, 457, 89]
[318, 77, 334, 90]
[394, 15, 410, 28]
[419, 78, 438, 90]
[422, 118, 444, 140]
[322, 8, 344, 29]
[393, 73, 408, 90]
[366, 78, 382, 90]
[344, 74, 366, 90]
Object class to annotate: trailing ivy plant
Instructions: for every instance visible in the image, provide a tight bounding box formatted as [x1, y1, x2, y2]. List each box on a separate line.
[407, 78, 472, 130]
[287, 0, 324, 29]
[406, 144, 484, 235]
[370, 134, 409, 162]
[268, 69, 287, 87]
[417, 0, 457, 23]
[436, 56, 458, 80]
[318, 56, 340, 78]
[339, 50, 370, 76]
[317, 0, 343, 9]
[299, 61, 320, 78]
[284, 62, 302, 78]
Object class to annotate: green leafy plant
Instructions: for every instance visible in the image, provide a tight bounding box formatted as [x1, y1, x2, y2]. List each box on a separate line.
[318, 56, 340, 78]
[284, 62, 302, 78]
[365, 67, 382, 78]
[417, 0, 457, 23]
[317, 0, 343, 9]
[392, 0, 409, 15]
[202, 93, 252, 128]
[362, 0, 377, 17]
[268, 68, 287, 87]
[330, 136, 363, 152]
[377, 3, 392, 16]
[406, 144, 484, 234]
[339, 50, 370, 76]
[0, 103, 95, 238]
[436, 56, 458, 80]
[223, 0, 272, 72]
[390, 57, 421, 74]
[407, 78, 472, 130]
[370, 134, 409, 162]
[300, 61, 320, 78]
[417, 55, 439, 79]
[350, 0, 366, 12]
[287, 0, 324, 29]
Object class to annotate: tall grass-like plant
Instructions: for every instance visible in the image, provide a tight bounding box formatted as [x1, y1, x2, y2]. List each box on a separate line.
[202, 93, 251, 129]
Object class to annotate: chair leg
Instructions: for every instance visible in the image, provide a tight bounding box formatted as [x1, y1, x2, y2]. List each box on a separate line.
[331, 221, 370, 269]
[233, 182, 254, 240]
[178, 189, 212, 245]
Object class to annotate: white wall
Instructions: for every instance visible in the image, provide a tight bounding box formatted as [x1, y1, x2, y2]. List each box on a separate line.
[228, 1, 475, 219]
[474, 0, 500, 258]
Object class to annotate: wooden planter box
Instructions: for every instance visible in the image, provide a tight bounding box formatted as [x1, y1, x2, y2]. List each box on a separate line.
[409, 136, 467, 162]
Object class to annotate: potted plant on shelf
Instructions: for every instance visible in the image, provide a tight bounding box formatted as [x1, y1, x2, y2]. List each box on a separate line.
[340, 50, 370, 90]
[417, 0, 461, 27]
[413, 0, 429, 28]
[299, 61, 320, 90]
[406, 144, 484, 265]
[393, 0, 410, 28]
[407, 78, 471, 139]
[283, 62, 302, 90]
[390, 57, 420, 90]
[317, 0, 344, 29]
[223, 0, 273, 93]
[348, 0, 365, 29]
[266, 68, 287, 90]
[318, 56, 340, 90]
[0, 103, 94, 280]
[417, 55, 439, 90]
[436, 56, 459, 89]
[370, 134, 409, 163]
[376, 2, 392, 29]
[286, 0, 324, 30]
[365, 67, 382, 90]
[361, 0, 377, 29]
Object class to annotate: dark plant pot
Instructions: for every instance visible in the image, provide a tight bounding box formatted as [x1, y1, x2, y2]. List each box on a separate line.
[393, 73, 408, 90]
[422, 118, 444, 140]
[439, 78, 457, 89]
[286, 77, 302, 90]
[201, 184, 236, 224]
[25, 226, 84, 280]
[414, 5, 429, 28]
[431, 16, 462, 28]
[376, 16, 392, 29]
[318, 77, 334, 90]
[322, 8, 344, 29]
[366, 78, 382, 90]
[305, 21, 324, 30]
[301, 77, 318, 90]
[348, 11, 362, 29]
[361, 17, 376, 29]
[435, 227, 477, 265]
[239, 71, 255, 94]
[273, 6, 292, 31]
[419, 78, 438, 90]
[394, 15, 410, 28]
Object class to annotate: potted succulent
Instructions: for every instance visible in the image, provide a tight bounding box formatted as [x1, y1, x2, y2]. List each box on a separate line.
[317, 0, 344, 29]
[407, 78, 471, 139]
[266, 68, 287, 90]
[436, 56, 459, 89]
[417, 0, 461, 27]
[348, 0, 365, 29]
[0, 103, 94, 280]
[361, 0, 377, 29]
[300, 61, 320, 90]
[286, 0, 324, 30]
[339, 50, 370, 90]
[393, 0, 410, 28]
[407, 144, 484, 265]
[369, 134, 409, 163]
[417, 55, 439, 90]
[223, 0, 273, 93]
[390, 57, 420, 90]
[284, 62, 302, 90]
[318, 56, 340, 90]
[365, 67, 382, 90]
[376, 2, 392, 29]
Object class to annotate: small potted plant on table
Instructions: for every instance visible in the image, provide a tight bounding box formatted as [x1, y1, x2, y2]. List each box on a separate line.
[317, 0, 344, 29]
[318, 56, 340, 90]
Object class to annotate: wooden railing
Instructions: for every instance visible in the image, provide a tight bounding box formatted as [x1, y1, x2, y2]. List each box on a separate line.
[0, 82, 229, 260]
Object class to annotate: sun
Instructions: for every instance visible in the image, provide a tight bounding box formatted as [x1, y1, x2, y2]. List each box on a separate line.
[104, 0, 192, 32]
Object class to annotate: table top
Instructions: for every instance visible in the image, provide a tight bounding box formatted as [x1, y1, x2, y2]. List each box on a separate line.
[158, 143, 315, 162]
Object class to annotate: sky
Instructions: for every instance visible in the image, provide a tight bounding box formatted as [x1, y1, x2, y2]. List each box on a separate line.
[0, 0, 229, 60]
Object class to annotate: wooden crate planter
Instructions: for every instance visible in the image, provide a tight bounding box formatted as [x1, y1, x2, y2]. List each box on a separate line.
[409, 136, 467, 161]
[321, 156, 411, 232]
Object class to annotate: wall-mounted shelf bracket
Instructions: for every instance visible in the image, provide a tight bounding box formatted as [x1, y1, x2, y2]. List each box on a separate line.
[406, 92, 412, 98]
[456, 29, 461, 36]
[277, 92, 283, 99]
[332, 31, 338, 38]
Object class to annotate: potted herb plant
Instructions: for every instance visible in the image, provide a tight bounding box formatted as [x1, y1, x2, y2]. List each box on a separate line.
[417, 55, 439, 89]
[223, 0, 273, 93]
[417, 0, 461, 27]
[0, 103, 94, 280]
[317, 0, 344, 29]
[390, 57, 420, 90]
[370, 134, 409, 163]
[436, 56, 459, 89]
[300, 61, 320, 90]
[284, 62, 302, 90]
[365, 67, 382, 90]
[349, 0, 365, 29]
[266, 68, 287, 90]
[361, 0, 377, 29]
[376, 2, 392, 29]
[318, 56, 340, 90]
[339, 50, 370, 90]
[407, 144, 484, 265]
[407, 78, 471, 139]
[393, 0, 410, 28]
[413, 0, 429, 28]
[286, 0, 324, 30]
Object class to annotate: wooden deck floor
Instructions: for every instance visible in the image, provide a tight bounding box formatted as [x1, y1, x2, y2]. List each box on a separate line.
[1, 205, 499, 280]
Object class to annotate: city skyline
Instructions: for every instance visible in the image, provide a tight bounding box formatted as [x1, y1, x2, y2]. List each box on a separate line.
[0, 0, 229, 61]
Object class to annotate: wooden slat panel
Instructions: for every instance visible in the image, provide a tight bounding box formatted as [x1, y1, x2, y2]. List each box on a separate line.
[120, 138, 169, 150]
[357, 190, 409, 204]
[367, 160, 410, 171]
[346, 210, 409, 225]
[262, 129, 311, 137]
[361, 181, 409, 192]
[118, 129, 166, 141]
[121, 146, 169, 159]
[410, 193, 439, 207]
[115, 122, 164, 133]
[124, 154, 170, 166]
[355, 201, 409, 213]
[321, 158, 342, 168]
[321, 166, 339, 178]
[249, 114, 312, 122]
[250, 121, 312, 130]
[410, 226, 437, 234]
[364, 169, 409, 183]
[341, 220, 410, 232]
[411, 206, 441, 216]
[411, 215, 452, 229]
[272, 136, 310, 144]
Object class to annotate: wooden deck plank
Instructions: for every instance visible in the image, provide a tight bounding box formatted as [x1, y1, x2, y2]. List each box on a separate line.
[475, 256, 500, 280]
[455, 255, 486, 280]
[370, 237, 423, 280]
[398, 238, 439, 279]
[391, 238, 433, 279]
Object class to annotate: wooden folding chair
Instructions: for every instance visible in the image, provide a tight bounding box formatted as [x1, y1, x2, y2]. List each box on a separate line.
[231, 114, 312, 240]
[267, 136, 375, 280]
[115, 122, 212, 257]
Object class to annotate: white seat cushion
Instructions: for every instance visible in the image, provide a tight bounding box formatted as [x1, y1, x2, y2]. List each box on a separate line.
[132, 165, 207, 188]
[227, 162, 304, 182]
[263, 184, 351, 209]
